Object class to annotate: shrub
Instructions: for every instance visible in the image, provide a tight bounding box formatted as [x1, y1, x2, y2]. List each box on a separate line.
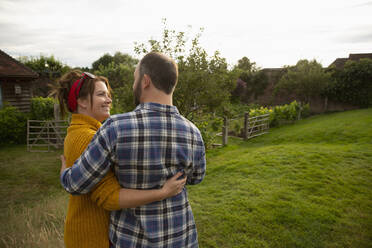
[327, 58, 372, 107]
[0, 106, 28, 144]
[195, 120, 216, 150]
[30, 97, 55, 120]
[249, 101, 310, 127]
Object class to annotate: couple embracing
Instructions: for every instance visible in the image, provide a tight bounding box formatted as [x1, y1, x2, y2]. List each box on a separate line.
[58, 52, 206, 248]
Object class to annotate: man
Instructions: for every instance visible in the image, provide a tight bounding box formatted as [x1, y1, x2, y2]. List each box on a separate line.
[61, 52, 206, 247]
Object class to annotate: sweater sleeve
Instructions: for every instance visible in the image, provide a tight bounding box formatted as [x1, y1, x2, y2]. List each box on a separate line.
[64, 126, 121, 210]
[90, 170, 121, 211]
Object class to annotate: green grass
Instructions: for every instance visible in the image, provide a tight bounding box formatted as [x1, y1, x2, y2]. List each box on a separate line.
[0, 108, 371, 247]
[0, 146, 66, 247]
[0, 145, 63, 210]
[188, 108, 372, 248]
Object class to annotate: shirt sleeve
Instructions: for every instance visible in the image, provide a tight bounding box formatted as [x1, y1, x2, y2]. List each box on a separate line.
[187, 130, 206, 185]
[61, 118, 118, 195]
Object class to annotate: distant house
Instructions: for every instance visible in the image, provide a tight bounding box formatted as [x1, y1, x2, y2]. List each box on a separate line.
[329, 53, 372, 69]
[0, 50, 38, 112]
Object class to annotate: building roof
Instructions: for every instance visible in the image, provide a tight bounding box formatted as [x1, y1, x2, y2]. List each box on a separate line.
[0, 49, 38, 79]
[329, 53, 372, 69]
[349, 53, 372, 60]
[329, 58, 348, 69]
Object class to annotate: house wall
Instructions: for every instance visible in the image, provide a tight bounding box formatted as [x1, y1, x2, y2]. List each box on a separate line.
[1, 79, 33, 112]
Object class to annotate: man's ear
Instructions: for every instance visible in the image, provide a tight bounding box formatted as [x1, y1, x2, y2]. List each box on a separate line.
[77, 98, 89, 110]
[142, 74, 151, 89]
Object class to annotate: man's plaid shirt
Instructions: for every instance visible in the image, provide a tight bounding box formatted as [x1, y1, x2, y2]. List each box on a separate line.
[61, 103, 206, 248]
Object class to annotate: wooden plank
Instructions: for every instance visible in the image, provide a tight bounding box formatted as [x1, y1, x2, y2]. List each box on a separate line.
[246, 132, 268, 140]
[28, 144, 51, 147]
[29, 130, 66, 135]
[28, 137, 64, 141]
[248, 123, 269, 129]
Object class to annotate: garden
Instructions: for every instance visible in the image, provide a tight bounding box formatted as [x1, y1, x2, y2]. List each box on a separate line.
[1, 108, 371, 247]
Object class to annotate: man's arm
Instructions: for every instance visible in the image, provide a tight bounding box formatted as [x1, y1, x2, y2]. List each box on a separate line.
[61, 118, 117, 195]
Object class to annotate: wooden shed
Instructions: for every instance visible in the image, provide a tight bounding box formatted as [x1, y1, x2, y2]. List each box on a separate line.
[0, 49, 38, 112]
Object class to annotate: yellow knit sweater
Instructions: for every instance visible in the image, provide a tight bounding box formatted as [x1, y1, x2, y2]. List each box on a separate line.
[63, 114, 121, 248]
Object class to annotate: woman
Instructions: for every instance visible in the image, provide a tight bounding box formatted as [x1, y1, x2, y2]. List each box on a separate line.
[56, 70, 186, 248]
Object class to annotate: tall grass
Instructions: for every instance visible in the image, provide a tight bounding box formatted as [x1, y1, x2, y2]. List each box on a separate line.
[0, 145, 65, 248]
[1, 193, 67, 248]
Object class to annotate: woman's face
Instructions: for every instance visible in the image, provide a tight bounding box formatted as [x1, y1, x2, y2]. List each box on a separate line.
[86, 80, 112, 122]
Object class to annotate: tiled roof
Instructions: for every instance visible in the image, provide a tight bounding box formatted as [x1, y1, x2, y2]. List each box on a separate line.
[329, 58, 348, 69]
[0, 49, 38, 79]
[349, 53, 372, 60]
[329, 53, 372, 69]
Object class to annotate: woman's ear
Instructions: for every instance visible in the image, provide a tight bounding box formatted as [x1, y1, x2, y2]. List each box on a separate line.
[77, 98, 89, 110]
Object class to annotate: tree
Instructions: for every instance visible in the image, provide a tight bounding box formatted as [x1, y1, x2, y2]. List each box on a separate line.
[274, 59, 333, 103]
[134, 20, 235, 119]
[92, 53, 113, 71]
[92, 52, 138, 72]
[18, 55, 70, 97]
[236, 56, 257, 72]
[327, 58, 372, 107]
[231, 57, 267, 102]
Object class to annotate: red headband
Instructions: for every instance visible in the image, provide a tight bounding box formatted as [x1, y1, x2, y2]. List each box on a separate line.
[67, 74, 87, 112]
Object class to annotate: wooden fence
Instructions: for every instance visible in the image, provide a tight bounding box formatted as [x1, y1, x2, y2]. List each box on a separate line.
[27, 120, 68, 152]
[220, 112, 270, 146]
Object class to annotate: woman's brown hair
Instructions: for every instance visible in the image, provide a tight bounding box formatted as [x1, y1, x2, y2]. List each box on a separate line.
[54, 70, 111, 118]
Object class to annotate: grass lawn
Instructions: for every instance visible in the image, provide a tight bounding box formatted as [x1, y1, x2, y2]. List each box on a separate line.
[0, 145, 63, 211]
[0, 146, 66, 247]
[0, 108, 371, 247]
[189, 108, 372, 248]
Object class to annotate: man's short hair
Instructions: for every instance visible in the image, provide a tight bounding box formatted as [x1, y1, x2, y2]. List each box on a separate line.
[139, 52, 178, 94]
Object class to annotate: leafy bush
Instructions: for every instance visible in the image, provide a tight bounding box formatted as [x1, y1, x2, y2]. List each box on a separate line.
[0, 106, 28, 144]
[249, 101, 310, 127]
[193, 114, 224, 150]
[30, 97, 55, 120]
[195, 120, 216, 150]
[327, 58, 372, 107]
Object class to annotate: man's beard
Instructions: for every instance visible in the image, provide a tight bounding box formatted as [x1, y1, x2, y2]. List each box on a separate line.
[133, 80, 142, 106]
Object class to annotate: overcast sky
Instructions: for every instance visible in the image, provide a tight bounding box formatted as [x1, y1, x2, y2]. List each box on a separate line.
[1, 0, 371, 69]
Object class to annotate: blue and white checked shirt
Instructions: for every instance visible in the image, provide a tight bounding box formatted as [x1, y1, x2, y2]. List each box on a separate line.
[61, 102, 206, 248]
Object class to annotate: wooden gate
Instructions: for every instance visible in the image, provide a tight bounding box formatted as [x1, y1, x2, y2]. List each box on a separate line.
[27, 120, 68, 152]
[220, 113, 270, 146]
[244, 113, 270, 140]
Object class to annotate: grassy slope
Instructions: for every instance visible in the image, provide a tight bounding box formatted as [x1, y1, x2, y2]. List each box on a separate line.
[0, 109, 371, 247]
[188, 108, 372, 248]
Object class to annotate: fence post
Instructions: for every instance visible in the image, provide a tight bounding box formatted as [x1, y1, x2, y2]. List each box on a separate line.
[244, 112, 249, 140]
[47, 121, 50, 152]
[222, 116, 228, 146]
[27, 120, 30, 152]
[297, 104, 303, 120]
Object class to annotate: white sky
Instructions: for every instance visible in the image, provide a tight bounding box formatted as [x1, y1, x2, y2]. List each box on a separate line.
[1, 0, 371, 68]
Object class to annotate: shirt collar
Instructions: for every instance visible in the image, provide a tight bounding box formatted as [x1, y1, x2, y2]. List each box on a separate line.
[135, 102, 179, 115]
